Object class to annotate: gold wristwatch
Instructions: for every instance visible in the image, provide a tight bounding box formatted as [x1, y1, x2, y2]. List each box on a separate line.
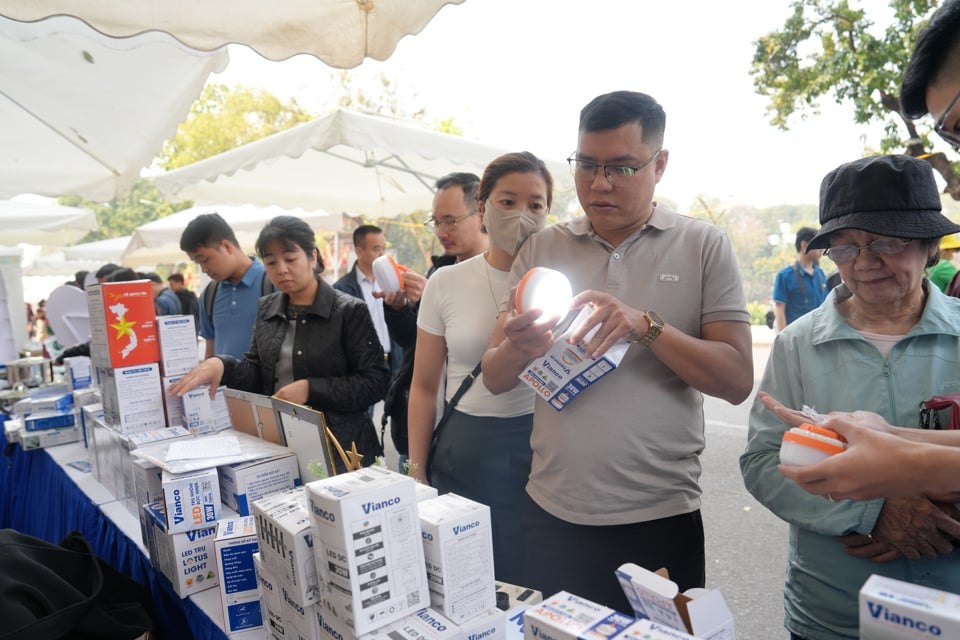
[628, 311, 664, 347]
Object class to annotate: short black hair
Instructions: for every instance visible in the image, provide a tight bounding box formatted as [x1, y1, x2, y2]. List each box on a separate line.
[143, 272, 163, 284]
[94, 263, 121, 280]
[579, 91, 666, 148]
[901, 1, 960, 118]
[353, 225, 383, 248]
[795, 227, 818, 252]
[167, 273, 185, 285]
[255, 216, 324, 274]
[179, 212, 240, 253]
[107, 268, 139, 282]
[435, 172, 480, 210]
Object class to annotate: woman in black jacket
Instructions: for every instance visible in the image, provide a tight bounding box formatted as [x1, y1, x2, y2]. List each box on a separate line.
[171, 215, 389, 472]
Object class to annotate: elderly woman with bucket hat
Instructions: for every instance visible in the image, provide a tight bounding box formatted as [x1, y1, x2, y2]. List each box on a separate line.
[741, 154, 960, 640]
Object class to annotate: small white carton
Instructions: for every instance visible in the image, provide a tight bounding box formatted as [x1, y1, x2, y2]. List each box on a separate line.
[161, 374, 186, 428]
[254, 552, 287, 640]
[143, 503, 219, 597]
[219, 452, 302, 516]
[121, 426, 193, 516]
[859, 574, 960, 639]
[458, 607, 507, 640]
[419, 493, 496, 623]
[73, 389, 100, 447]
[279, 579, 321, 640]
[306, 466, 429, 635]
[615, 563, 734, 640]
[19, 425, 80, 450]
[214, 516, 264, 634]
[23, 409, 77, 431]
[505, 605, 531, 640]
[64, 355, 94, 390]
[99, 363, 165, 433]
[615, 619, 701, 640]
[252, 488, 320, 605]
[181, 385, 232, 434]
[156, 314, 199, 376]
[524, 591, 634, 640]
[518, 308, 629, 411]
[496, 581, 543, 609]
[415, 482, 440, 503]
[160, 466, 222, 533]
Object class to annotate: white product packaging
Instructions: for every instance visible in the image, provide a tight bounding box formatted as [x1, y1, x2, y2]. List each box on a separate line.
[64, 355, 93, 390]
[219, 452, 302, 516]
[19, 425, 80, 450]
[80, 402, 103, 452]
[415, 482, 440, 503]
[156, 314, 199, 376]
[160, 466, 222, 534]
[254, 552, 287, 640]
[306, 466, 429, 635]
[280, 578, 321, 640]
[496, 582, 543, 609]
[143, 503, 219, 597]
[523, 591, 634, 640]
[161, 375, 186, 428]
[859, 574, 960, 639]
[121, 426, 193, 516]
[98, 363, 165, 433]
[181, 385, 232, 434]
[418, 493, 496, 623]
[251, 488, 321, 605]
[615, 620, 702, 640]
[505, 605, 531, 640]
[73, 389, 100, 447]
[23, 409, 76, 431]
[214, 516, 264, 634]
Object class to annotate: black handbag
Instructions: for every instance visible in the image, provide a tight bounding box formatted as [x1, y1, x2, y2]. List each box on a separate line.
[426, 362, 482, 477]
[0, 529, 153, 640]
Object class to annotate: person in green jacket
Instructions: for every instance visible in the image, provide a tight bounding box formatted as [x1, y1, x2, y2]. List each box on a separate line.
[928, 234, 959, 292]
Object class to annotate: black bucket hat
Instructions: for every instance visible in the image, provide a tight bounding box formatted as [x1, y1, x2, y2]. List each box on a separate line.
[807, 155, 960, 251]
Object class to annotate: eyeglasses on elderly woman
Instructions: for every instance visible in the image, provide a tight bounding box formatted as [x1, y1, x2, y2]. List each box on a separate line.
[823, 238, 913, 264]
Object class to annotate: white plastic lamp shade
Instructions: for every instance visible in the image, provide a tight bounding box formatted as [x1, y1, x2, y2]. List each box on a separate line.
[45, 284, 90, 346]
[515, 267, 573, 319]
[372, 254, 407, 294]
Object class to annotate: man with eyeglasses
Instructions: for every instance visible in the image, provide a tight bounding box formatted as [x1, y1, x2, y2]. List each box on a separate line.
[482, 91, 753, 611]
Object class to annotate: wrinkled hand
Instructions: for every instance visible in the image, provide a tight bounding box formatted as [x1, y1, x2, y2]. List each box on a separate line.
[568, 290, 646, 358]
[273, 379, 308, 405]
[168, 358, 224, 398]
[842, 497, 960, 562]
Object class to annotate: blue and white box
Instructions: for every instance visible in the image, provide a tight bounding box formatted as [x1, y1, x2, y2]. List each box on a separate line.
[251, 488, 320, 606]
[160, 466, 222, 534]
[64, 355, 93, 390]
[253, 552, 287, 640]
[219, 451, 302, 516]
[214, 516, 263, 634]
[156, 314, 199, 376]
[143, 503, 219, 597]
[523, 591, 634, 640]
[860, 574, 960, 640]
[181, 385, 232, 434]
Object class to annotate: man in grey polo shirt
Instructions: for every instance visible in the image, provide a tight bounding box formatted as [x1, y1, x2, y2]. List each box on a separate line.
[482, 90, 753, 611]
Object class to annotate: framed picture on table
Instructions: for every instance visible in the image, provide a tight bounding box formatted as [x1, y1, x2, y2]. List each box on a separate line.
[222, 388, 283, 445]
[271, 398, 343, 482]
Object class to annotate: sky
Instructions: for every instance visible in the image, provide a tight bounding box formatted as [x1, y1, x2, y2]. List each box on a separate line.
[211, 0, 905, 212]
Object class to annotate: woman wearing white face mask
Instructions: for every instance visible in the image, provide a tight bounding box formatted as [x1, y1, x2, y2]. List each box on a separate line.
[408, 151, 552, 584]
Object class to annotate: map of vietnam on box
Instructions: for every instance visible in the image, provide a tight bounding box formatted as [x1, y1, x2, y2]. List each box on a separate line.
[87, 281, 159, 368]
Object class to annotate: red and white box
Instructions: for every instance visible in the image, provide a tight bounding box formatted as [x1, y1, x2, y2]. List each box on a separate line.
[86, 280, 159, 368]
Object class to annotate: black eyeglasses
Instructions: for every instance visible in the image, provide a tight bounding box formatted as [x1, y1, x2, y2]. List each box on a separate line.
[423, 211, 475, 232]
[567, 149, 662, 185]
[824, 238, 913, 264]
[933, 86, 960, 151]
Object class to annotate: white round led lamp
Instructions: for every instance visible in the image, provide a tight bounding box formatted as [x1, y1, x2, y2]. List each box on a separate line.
[372, 255, 407, 295]
[779, 423, 847, 466]
[515, 267, 573, 319]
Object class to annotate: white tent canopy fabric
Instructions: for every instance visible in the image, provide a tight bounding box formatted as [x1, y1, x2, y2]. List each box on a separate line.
[62, 235, 131, 262]
[0, 199, 97, 245]
[0, 15, 227, 201]
[121, 204, 341, 266]
[153, 109, 573, 218]
[0, 0, 465, 66]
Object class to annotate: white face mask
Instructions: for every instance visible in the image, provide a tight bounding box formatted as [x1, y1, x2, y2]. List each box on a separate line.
[484, 203, 546, 255]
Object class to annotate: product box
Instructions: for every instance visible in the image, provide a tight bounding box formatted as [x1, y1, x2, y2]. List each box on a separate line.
[20, 425, 81, 450]
[616, 619, 701, 640]
[99, 363, 165, 433]
[456, 607, 507, 640]
[160, 467, 222, 534]
[4, 417, 23, 445]
[219, 452, 302, 516]
[23, 409, 77, 432]
[86, 280, 159, 368]
[615, 564, 734, 640]
[156, 314, 199, 376]
[215, 516, 264, 634]
[306, 466, 428, 635]
[280, 577, 321, 640]
[419, 493, 496, 623]
[859, 574, 960, 639]
[73, 389, 100, 447]
[25, 392, 74, 414]
[496, 582, 543, 609]
[181, 385, 232, 434]
[254, 552, 287, 640]
[415, 481, 440, 503]
[133, 457, 163, 542]
[505, 605, 531, 640]
[64, 355, 93, 390]
[252, 488, 321, 606]
[518, 308, 629, 411]
[524, 592, 634, 640]
[143, 503, 219, 597]
[161, 375, 186, 428]
[120, 426, 193, 516]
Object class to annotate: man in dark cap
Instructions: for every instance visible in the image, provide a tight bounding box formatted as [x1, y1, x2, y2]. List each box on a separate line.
[742, 155, 960, 640]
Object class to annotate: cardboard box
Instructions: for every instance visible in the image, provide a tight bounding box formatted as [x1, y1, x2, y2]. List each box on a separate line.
[161, 375, 186, 428]
[143, 503, 218, 597]
[859, 574, 960, 639]
[252, 488, 321, 606]
[280, 578, 321, 640]
[523, 592, 634, 640]
[415, 482, 440, 502]
[419, 493, 496, 623]
[219, 452, 302, 516]
[306, 466, 429, 635]
[181, 385, 232, 434]
[156, 314, 199, 376]
[87, 280, 159, 368]
[215, 516, 264, 634]
[518, 308, 628, 411]
[73, 389, 100, 447]
[120, 426, 193, 516]
[505, 605, 531, 640]
[615, 620, 701, 640]
[23, 409, 77, 431]
[64, 355, 93, 390]
[496, 582, 543, 609]
[615, 564, 734, 640]
[99, 363, 165, 433]
[160, 467, 222, 534]
[254, 552, 287, 640]
[19, 425, 80, 450]
[24, 392, 74, 414]
[133, 457, 163, 542]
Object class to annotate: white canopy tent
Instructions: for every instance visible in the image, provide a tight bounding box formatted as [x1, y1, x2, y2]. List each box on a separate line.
[121, 204, 342, 266]
[0, 0, 465, 67]
[0, 15, 227, 201]
[0, 199, 97, 245]
[153, 109, 573, 217]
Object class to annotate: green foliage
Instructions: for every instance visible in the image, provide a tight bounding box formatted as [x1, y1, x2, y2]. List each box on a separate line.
[747, 300, 772, 325]
[60, 179, 189, 244]
[158, 84, 313, 170]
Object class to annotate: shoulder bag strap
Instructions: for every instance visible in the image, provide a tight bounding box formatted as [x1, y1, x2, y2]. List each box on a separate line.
[793, 262, 807, 304]
[427, 361, 483, 468]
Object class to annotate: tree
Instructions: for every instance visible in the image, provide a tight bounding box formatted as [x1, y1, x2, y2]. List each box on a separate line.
[751, 0, 959, 198]
[61, 178, 188, 244]
[158, 83, 313, 170]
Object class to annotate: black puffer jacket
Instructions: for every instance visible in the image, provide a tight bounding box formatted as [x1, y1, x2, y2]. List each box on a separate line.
[219, 277, 389, 470]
